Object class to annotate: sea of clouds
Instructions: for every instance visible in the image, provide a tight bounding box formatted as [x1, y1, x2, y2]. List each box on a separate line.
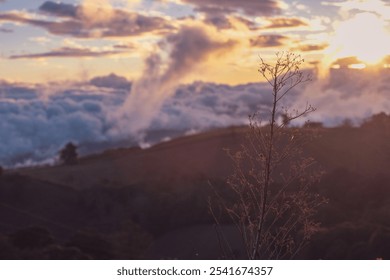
[1, 68, 390, 167]
[0, 77, 276, 167]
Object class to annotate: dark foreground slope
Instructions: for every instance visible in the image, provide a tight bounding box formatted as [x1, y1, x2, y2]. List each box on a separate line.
[2, 120, 390, 259]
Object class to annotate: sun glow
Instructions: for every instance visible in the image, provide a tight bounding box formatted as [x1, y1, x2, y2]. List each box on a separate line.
[348, 63, 366, 69]
[329, 13, 390, 65]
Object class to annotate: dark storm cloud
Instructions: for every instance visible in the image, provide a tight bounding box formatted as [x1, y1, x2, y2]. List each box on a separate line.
[250, 34, 288, 48]
[0, 2, 173, 38]
[264, 17, 308, 28]
[180, 0, 282, 16]
[9, 47, 123, 59]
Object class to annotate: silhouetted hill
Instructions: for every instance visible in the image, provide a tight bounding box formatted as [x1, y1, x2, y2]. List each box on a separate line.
[20, 124, 390, 187]
[20, 127, 245, 190]
[2, 120, 390, 259]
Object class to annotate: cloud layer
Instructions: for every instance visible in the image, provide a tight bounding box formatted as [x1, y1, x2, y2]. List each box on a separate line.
[0, 80, 126, 167]
[1, 66, 390, 167]
[293, 68, 390, 126]
[0, 78, 271, 167]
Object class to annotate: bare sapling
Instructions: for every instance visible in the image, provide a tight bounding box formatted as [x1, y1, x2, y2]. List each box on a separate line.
[212, 51, 326, 259]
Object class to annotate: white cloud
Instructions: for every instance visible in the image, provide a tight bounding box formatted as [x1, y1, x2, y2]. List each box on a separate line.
[293, 68, 390, 126]
[0, 82, 126, 166]
[150, 82, 275, 130]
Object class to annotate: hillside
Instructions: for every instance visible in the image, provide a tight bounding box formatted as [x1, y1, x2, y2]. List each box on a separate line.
[19, 127, 245, 190]
[1, 120, 390, 259]
[18, 124, 390, 189]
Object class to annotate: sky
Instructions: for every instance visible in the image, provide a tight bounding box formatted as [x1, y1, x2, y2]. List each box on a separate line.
[1, 0, 390, 166]
[0, 0, 389, 84]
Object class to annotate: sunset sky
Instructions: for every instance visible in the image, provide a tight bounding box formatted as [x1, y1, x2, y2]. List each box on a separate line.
[1, 0, 390, 166]
[1, 0, 390, 84]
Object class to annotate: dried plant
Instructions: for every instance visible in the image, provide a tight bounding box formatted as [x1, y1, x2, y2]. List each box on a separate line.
[211, 52, 326, 259]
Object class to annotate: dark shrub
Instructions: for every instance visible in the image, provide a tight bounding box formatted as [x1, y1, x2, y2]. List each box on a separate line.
[59, 142, 78, 165]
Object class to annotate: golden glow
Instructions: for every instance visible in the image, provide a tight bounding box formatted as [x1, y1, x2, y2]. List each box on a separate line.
[348, 63, 366, 69]
[329, 13, 390, 65]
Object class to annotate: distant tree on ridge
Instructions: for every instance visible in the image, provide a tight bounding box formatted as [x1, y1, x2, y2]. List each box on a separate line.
[59, 142, 78, 165]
